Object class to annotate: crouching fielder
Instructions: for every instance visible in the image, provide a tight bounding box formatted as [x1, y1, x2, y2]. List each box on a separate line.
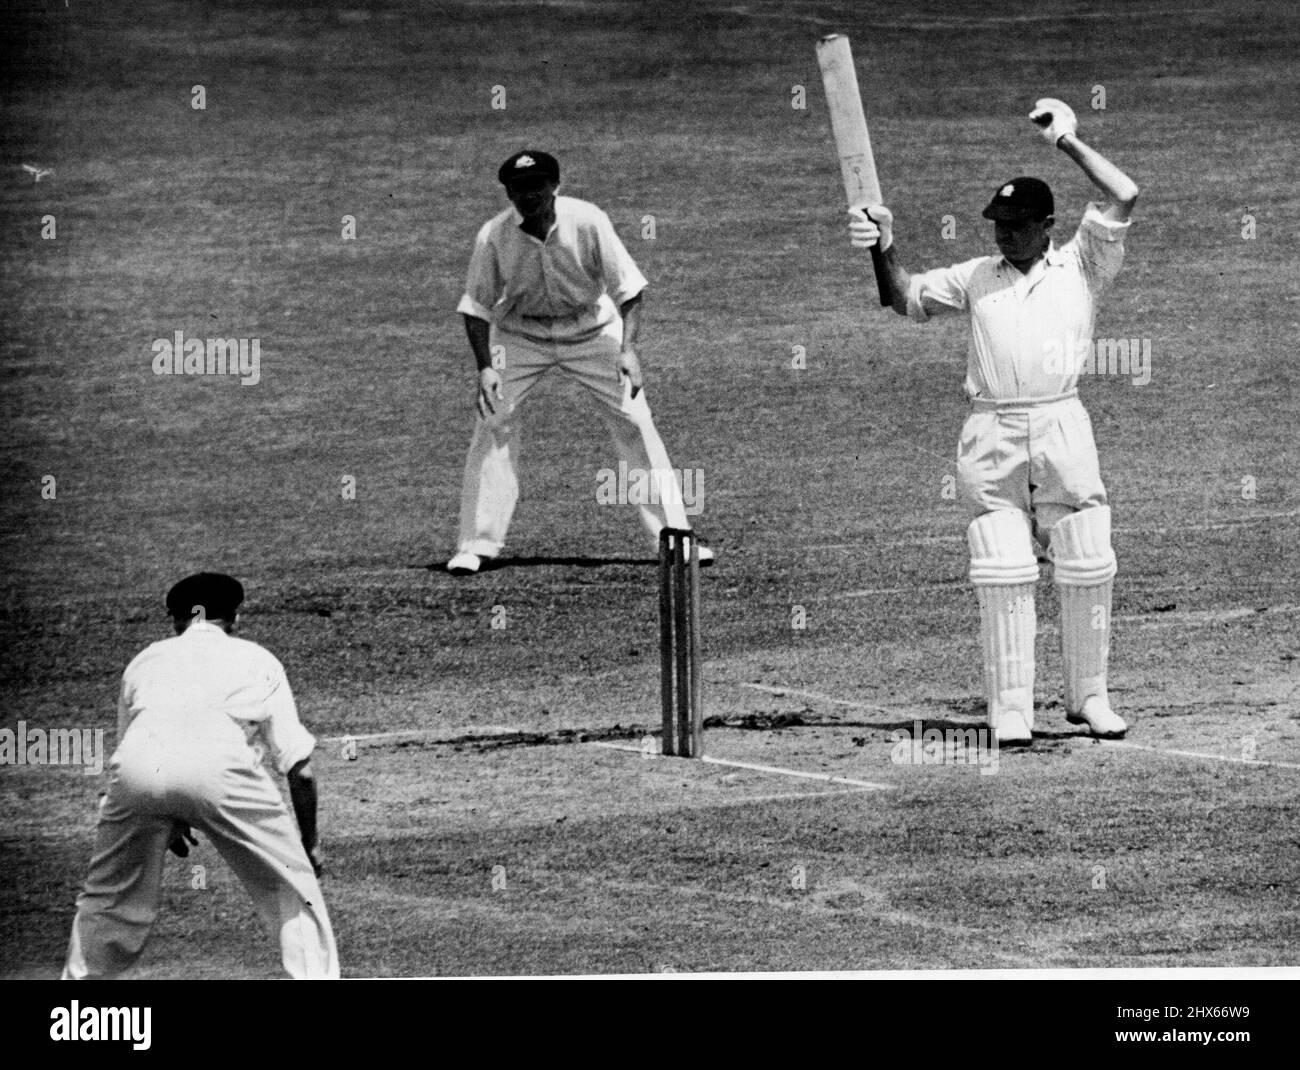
[849, 99, 1139, 745]
[63, 572, 338, 978]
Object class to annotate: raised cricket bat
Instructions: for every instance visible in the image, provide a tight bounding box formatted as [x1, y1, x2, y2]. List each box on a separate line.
[816, 34, 892, 307]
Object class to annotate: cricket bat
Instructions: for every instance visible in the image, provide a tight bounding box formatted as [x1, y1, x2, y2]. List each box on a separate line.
[816, 34, 892, 307]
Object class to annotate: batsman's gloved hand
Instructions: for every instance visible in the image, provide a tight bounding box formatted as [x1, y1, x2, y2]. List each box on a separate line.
[168, 823, 198, 858]
[848, 204, 893, 251]
[1030, 98, 1078, 144]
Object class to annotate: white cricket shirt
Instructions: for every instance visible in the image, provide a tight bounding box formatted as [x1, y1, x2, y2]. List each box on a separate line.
[906, 203, 1130, 401]
[116, 621, 315, 774]
[457, 195, 648, 342]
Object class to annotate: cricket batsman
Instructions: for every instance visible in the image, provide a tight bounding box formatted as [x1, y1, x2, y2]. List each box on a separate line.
[848, 99, 1139, 745]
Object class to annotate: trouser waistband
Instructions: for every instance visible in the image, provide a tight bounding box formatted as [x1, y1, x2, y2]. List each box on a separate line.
[969, 389, 1079, 411]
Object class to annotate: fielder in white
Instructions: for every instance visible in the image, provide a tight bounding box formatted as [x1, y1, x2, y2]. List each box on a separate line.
[63, 573, 339, 979]
[447, 150, 711, 574]
[849, 99, 1139, 745]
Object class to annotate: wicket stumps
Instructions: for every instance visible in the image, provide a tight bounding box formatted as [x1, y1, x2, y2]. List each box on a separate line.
[659, 527, 703, 758]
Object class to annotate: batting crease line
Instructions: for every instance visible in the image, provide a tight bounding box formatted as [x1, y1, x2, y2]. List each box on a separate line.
[737, 682, 895, 714]
[1122, 605, 1300, 626]
[702, 755, 892, 789]
[698, 787, 878, 805]
[641, 785, 880, 808]
[588, 740, 892, 789]
[1100, 740, 1300, 772]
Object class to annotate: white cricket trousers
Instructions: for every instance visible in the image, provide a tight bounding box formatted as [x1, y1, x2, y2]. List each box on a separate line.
[63, 738, 339, 979]
[957, 393, 1108, 533]
[457, 320, 691, 556]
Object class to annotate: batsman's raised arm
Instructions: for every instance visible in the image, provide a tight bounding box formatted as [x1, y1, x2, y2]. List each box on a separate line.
[848, 205, 913, 317]
[1056, 133, 1139, 223]
[1030, 97, 1139, 222]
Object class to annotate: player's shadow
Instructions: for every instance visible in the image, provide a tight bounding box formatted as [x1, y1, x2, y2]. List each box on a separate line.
[425, 554, 659, 572]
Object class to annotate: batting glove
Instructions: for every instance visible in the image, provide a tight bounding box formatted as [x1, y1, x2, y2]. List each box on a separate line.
[849, 205, 893, 251]
[1030, 97, 1078, 144]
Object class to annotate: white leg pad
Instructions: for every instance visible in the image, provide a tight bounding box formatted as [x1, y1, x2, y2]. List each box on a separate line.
[1050, 507, 1117, 713]
[968, 511, 1039, 734]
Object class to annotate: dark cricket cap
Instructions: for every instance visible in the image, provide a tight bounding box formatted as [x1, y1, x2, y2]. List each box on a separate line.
[982, 176, 1054, 221]
[498, 150, 560, 185]
[165, 572, 244, 620]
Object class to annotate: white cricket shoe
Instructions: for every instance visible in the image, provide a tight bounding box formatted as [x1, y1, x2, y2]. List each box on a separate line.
[1067, 696, 1128, 739]
[446, 552, 482, 575]
[993, 709, 1033, 746]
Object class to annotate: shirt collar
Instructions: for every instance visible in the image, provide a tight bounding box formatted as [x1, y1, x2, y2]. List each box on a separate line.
[999, 240, 1063, 273]
[511, 204, 560, 239]
[183, 620, 228, 637]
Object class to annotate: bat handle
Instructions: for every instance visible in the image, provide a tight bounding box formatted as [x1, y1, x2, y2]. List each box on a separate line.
[869, 245, 892, 308]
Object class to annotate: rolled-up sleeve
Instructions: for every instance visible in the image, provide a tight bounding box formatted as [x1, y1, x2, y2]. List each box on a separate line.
[1069, 201, 1130, 293]
[906, 258, 982, 322]
[594, 210, 648, 305]
[456, 221, 501, 321]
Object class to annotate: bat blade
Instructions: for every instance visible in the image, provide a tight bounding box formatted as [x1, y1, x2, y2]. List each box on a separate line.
[816, 33, 891, 307]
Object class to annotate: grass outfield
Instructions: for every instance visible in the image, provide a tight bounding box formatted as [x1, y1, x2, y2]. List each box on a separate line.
[1, 0, 1298, 976]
